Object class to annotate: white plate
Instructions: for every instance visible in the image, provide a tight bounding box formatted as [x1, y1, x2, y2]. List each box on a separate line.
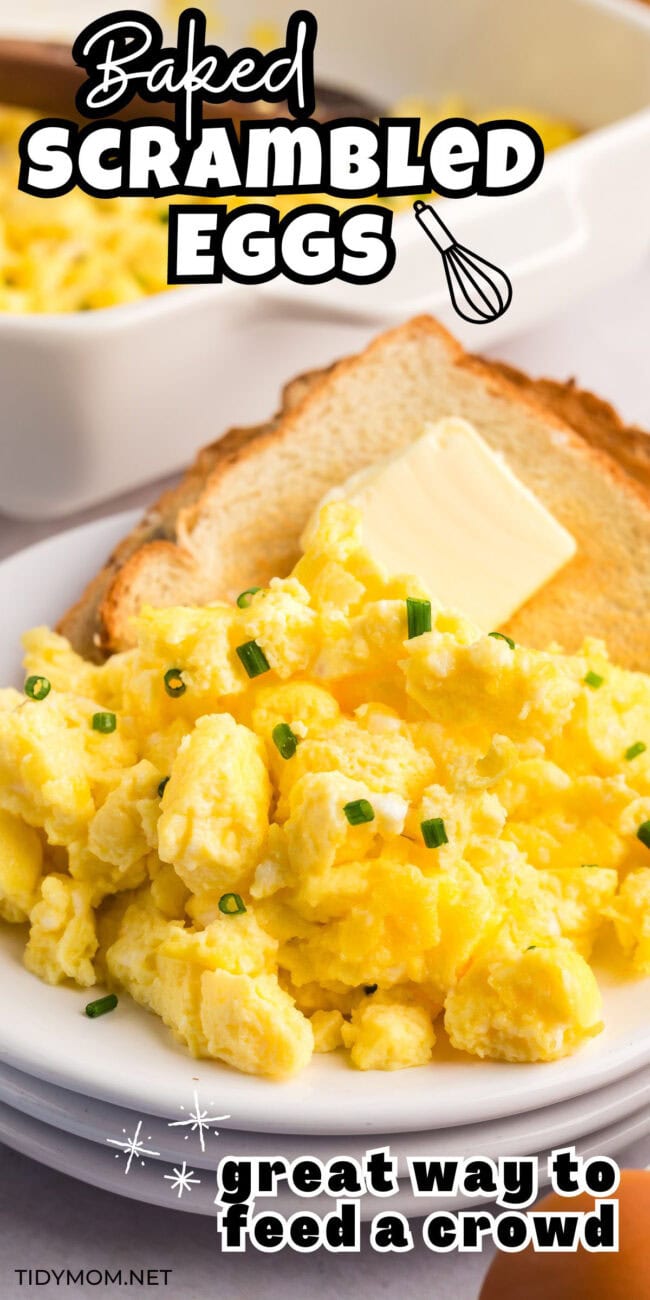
[2, 1057, 650, 1175]
[2, 516, 650, 1134]
[2, 1096, 649, 1221]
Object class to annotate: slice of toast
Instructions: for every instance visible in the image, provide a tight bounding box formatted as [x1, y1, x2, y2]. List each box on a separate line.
[58, 316, 650, 671]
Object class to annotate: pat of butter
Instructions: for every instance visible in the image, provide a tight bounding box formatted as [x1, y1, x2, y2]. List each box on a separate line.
[328, 418, 576, 629]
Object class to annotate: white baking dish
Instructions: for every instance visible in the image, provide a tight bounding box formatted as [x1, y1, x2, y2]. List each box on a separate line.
[0, 0, 648, 518]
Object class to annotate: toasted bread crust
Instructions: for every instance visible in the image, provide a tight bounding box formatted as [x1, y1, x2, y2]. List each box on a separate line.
[57, 374, 329, 658]
[491, 362, 650, 494]
[57, 419, 284, 660]
[57, 315, 650, 665]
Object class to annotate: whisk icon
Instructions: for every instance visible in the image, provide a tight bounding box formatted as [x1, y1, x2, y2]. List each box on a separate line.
[413, 200, 512, 324]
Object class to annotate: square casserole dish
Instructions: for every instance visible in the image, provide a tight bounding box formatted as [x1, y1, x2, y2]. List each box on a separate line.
[0, 0, 648, 518]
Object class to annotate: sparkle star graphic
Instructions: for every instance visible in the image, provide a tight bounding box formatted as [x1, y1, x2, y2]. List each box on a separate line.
[168, 1089, 230, 1152]
[163, 1161, 202, 1199]
[106, 1120, 160, 1174]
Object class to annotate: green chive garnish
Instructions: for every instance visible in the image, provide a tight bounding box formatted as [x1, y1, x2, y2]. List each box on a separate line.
[236, 587, 261, 609]
[406, 598, 432, 639]
[364, 983, 378, 995]
[158, 209, 169, 224]
[581, 863, 599, 869]
[85, 993, 118, 1018]
[218, 892, 247, 915]
[343, 799, 375, 826]
[24, 675, 51, 701]
[637, 822, 650, 849]
[421, 817, 448, 848]
[488, 632, 515, 650]
[626, 742, 647, 762]
[236, 640, 270, 678]
[272, 722, 298, 760]
[92, 711, 116, 734]
[158, 776, 170, 798]
[584, 671, 604, 689]
[164, 668, 186, 697]
[525, 945, 537, 952]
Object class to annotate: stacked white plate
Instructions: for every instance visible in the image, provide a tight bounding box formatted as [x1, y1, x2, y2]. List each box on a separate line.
[1, 516, 650, 1219]
[1, 1055, 650, 1220]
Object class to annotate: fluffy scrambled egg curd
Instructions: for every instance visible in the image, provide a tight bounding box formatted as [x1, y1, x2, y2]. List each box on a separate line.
[0, 101, 577, 312]
[1, 501, 648, 1079]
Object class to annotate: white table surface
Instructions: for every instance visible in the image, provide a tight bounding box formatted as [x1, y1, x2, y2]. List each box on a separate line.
[1, 263, 649, 1299]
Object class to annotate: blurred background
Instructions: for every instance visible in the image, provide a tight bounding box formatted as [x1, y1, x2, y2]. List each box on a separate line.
[0, 8, 649, 1299]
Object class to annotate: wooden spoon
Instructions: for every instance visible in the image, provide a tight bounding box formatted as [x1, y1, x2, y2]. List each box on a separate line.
[0, 38, 383, 123]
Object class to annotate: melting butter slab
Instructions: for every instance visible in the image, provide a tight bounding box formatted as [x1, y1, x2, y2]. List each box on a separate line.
[339, 418, 576, 628]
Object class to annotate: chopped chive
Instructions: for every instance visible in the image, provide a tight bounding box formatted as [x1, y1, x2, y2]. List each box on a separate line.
[164, 667, 186, 697]
[581, 863, 599, 869]
[584, 671, 604, 689]
[272, 722, 299, 760]
[488, 632, 515, 650]
[85, 993, 118, 1019]
[637, 821, 650, 849]
[406, 597, 432, 639]
[218, 892, 247, 915]
[421, 817, 448, 849]
[626, 742, 647, 762]
[525, 945, 537, 952]
[364, 983, 378, 996]
[92, 711, 116, 734]
[158, 208, 169, 224]
[343, 798, 375, 826]
[158, 776, 170, 798]
[236, 640, 270, 678]
[236, 586, 261, 609]
[24, 675, 51, 701]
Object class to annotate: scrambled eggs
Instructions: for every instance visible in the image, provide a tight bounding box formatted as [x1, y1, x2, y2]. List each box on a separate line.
[1, 501, 648, 1079]
[0, 100, 577, 312]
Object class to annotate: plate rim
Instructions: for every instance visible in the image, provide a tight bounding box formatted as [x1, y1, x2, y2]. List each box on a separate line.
[1, 1055, 650, 1172]
[2, 1093, 649, 1221]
